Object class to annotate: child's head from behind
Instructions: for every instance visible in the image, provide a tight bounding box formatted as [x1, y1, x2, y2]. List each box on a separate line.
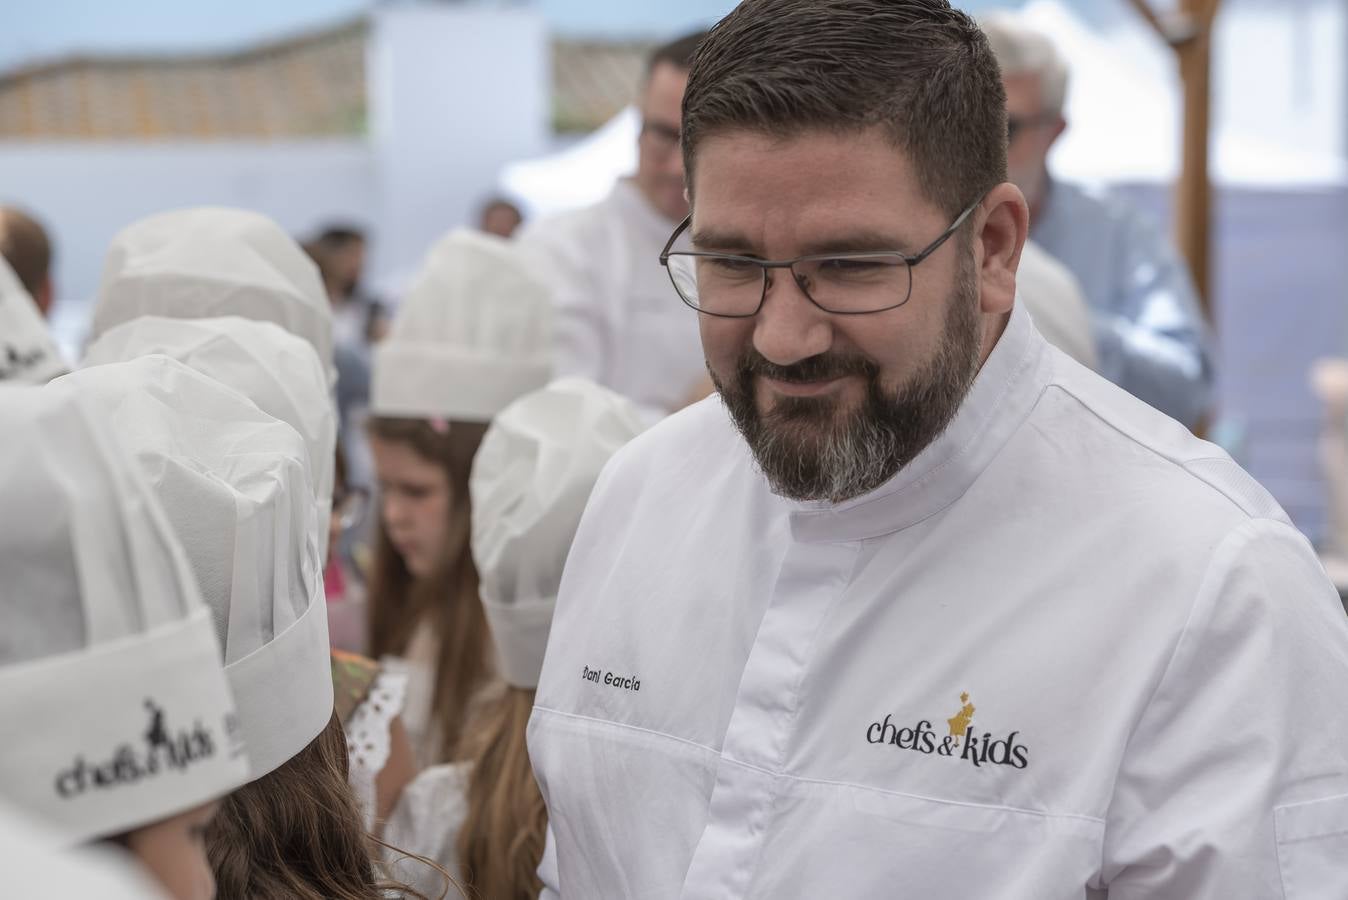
[207, 712, 390, 900]
[0, 386, 247, 900]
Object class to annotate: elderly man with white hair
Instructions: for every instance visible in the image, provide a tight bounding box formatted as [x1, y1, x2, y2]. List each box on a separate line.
[981, 12, 1214, 429]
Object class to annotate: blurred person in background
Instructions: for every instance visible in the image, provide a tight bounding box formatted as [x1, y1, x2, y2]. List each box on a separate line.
[367, 229, 552, 767]
[306, 230, 378, 495]
[328, 441, 373, 651]
[981, 12, 1213, 429]
[384, 378, 645, 899]
[478, 196, 524, 239]
[1310, 359, 1348, 603]
[313, 224, 391, 346]
[517, 31, 710, 422]
[0, 206, 54, 318]
[0, 256, 66, 384]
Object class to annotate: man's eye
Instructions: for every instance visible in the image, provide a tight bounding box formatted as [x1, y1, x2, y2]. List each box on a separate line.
[817, 257, 901, 282]
[704, 257, 760, 278]
[820, 258, 885, 273]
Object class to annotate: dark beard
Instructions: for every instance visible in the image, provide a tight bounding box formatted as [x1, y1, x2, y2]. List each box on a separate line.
[712, 266, 982, 503]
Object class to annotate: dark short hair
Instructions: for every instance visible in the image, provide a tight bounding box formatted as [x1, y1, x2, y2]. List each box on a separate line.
[682, 0, 1007, 217]
[314, 224, 366, 251]
[478, 196, 522, 219]
[0, 207, 52, 298]
[646, 30, 708, 77]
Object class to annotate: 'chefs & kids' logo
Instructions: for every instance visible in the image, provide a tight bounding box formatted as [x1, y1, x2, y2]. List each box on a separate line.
[866, 692, 1030, 770]
[54, 699, 223, 798]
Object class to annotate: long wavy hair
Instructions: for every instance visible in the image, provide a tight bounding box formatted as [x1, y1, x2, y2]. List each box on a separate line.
[365, 416, 491, 763]
[207, 712, 436, 899]
[456, 687, 548, 900]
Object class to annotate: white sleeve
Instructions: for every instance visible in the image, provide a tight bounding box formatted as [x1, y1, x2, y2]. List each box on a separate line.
[516, 220, 611, 387]
[538, 821, 562, 900]
[343, 667, 409, 831]
[1099, 518, 1348, 898]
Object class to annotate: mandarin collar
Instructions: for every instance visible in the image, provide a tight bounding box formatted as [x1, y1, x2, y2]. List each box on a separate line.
[788, 300, 1051, 544]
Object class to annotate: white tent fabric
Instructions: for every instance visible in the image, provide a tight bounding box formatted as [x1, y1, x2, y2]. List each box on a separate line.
[498, 106, 639, 222]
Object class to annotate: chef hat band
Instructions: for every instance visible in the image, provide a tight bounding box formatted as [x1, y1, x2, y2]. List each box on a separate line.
[0, 385, 247, 844]
[89, 206, 335, 386]
[372, 228, 552, 421]
[3, 611, 241, 839]
[81, 315, 336, 566]
[469, 377, 646, 689]
[51, 356, 333, 779]
[0, 256, 65, 384]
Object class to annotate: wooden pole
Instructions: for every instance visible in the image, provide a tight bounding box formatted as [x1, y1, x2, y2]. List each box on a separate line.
[1123, 0, 1222, 324]
[1174, 0, 1221, 322]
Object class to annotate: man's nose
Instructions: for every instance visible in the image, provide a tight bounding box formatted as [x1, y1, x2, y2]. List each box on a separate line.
[753, 270, 834, 367]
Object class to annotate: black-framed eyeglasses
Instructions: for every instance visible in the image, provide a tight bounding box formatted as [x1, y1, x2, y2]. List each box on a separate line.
[658, 195, 983, 318]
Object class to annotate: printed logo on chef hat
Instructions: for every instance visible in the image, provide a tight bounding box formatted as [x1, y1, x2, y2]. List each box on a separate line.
[49, 356, 334, 782]
[0, 385, 249, 845]
[82, 314, 337, 567]
[372, 228, 553, 422]
[54, 700, 236, 801]
[0, 255, 65, 384]
[89, 206, 335, 386]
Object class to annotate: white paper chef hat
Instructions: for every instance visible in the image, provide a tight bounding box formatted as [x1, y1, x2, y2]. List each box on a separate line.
[82, 315, 336, 565]
[0, 384, 248, 845]
[51, 356, 334, 779]
[89, 206, 335, 385]
[469, 377, 645, 688]
[0, 256, 65, 384]
[372, 228, 552, 421]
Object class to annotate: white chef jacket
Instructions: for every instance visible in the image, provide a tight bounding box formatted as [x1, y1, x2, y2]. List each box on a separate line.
[516, 179, 707, 420]
[529, 301, 1348, 899]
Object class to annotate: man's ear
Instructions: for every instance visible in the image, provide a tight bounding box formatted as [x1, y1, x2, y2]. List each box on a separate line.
[974, 182, 1030, 316]
[1049, 115, 1067, 148]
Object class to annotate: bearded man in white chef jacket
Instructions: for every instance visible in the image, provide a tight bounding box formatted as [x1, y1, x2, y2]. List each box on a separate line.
[517, 31, 710, 421]
[527, 1, 1348, 898]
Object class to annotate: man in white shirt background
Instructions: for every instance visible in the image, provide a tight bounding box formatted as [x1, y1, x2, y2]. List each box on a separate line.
[517, 31, 711, 421]
[528, 1, 1348, 898]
